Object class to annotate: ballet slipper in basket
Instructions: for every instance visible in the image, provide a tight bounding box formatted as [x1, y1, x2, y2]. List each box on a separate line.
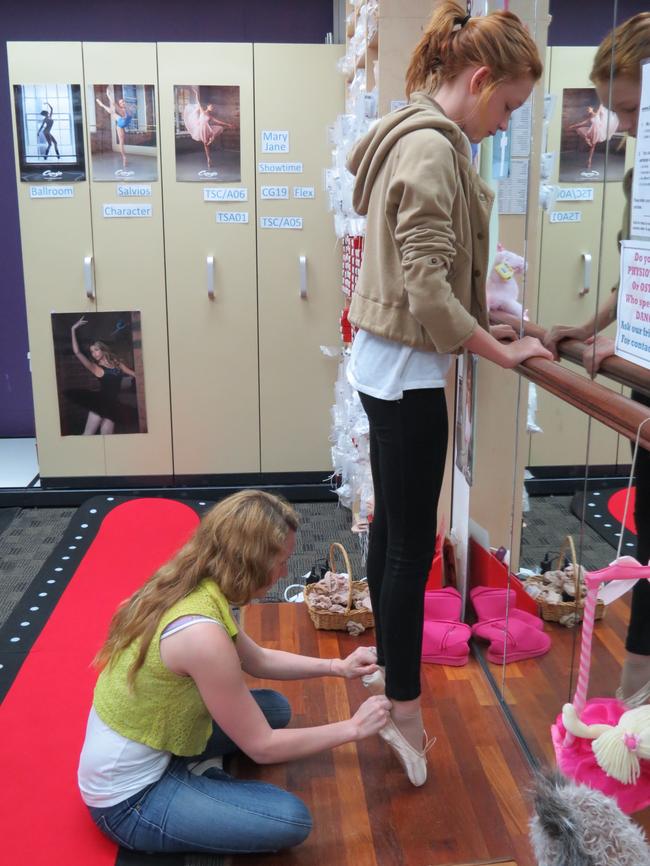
[470, 586, 544, 630]
[471, 617, 551, 664]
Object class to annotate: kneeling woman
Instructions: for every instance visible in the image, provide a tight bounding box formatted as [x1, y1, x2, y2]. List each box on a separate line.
[78, 490, 389, 855]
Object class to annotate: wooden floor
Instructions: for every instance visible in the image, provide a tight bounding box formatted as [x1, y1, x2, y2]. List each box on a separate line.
[227, 603, 536, 866]
[481, 594, 650, 838]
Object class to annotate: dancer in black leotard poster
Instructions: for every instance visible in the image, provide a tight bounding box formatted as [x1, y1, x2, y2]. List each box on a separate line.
[68, 316, 136, 435]
[38, 102, 60, 160]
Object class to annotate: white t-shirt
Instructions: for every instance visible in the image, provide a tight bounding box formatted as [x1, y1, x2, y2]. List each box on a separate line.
[347, 329, 451, 400]
[78, 616, 224, 808]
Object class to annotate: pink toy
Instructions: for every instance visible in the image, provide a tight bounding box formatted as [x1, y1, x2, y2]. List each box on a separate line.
[552, 557, 650, 814]
[485, 243, 526, 318]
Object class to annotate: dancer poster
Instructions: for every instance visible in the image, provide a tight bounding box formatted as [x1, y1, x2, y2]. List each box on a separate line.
[51, 311, 148, 436]
[88, 84, 158, 181]
[174, 85, 241, 182]
[559, 88, 627, 182]
[455, 351, 477, 487]
[13, 83, 86, 182]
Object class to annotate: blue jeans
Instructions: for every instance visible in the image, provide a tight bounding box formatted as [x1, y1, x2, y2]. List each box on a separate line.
[87, 689, 312, 854]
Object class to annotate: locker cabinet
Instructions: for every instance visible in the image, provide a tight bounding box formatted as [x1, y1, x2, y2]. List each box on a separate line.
[9, 41, 173, 482]
[255, 44, 343, 472]
[157, 43, 260, 476]
[9, 42, 344, 485]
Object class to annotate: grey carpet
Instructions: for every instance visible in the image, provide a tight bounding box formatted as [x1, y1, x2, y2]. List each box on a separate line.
[264, 501, 366, 602]
[0, 507, 20, 539]
[0, 506, 76, 629]
[520, 494, 616, 573]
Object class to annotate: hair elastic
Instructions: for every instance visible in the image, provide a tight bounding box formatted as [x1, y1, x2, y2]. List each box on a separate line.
[452, 13, 471, 31]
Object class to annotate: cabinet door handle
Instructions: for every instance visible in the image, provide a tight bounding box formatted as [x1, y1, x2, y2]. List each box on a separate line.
[579, 253, 592, 297]
[83, 255, 95, 300]
[299, 255, 307, 299]
[207, 255, 215, 300]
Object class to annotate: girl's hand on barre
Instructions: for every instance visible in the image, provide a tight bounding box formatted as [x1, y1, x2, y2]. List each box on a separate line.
[543, 323, 588, 359]
[489, 323, 518, 342]
[501, 335, 553, 368]
[582, 334, 615, 376]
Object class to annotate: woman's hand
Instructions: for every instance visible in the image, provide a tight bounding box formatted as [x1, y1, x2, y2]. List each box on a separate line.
[72, 316, 88, 330]
[489, 323, 518, 342]
[350, 695, 392, 740]
[582, 334, 615, 376]
[334, 646, 379, 680]
[501, 336, 553, 368]
[543, 323, 588, 359]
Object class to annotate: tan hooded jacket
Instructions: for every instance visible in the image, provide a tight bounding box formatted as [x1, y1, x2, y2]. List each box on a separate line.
[347, 92, 494, 354]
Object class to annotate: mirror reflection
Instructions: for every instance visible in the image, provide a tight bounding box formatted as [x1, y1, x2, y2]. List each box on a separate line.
[469, 7, 650, 821]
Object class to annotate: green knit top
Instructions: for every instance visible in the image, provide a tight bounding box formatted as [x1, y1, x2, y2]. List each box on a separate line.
[93, 579, 238, 756]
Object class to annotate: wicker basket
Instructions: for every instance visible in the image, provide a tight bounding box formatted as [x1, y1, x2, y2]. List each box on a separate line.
[303, 542, 374, 631]
[538, 535, 606, 625]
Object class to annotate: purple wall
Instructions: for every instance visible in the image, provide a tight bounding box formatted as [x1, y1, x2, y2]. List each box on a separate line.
[548, 0, 649, 46]
[0, 0, 333, 437]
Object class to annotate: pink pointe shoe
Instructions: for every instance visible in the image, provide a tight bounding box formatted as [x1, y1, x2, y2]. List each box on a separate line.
[379, 718, 436, 786]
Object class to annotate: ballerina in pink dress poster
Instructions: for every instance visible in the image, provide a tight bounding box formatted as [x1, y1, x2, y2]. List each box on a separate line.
[174, 84, 240, 182]
[559, 88, 626, 182]
[569, 104, 619, 172]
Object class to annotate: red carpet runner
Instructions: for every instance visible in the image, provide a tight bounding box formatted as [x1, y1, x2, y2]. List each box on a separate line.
[0, 498, 200, 866]
[571, 485, 638, 553]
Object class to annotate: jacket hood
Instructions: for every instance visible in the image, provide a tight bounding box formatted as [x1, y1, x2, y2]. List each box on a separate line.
[347, 92, 472, 216]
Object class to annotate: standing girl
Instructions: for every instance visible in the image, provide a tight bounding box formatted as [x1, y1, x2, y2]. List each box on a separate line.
[544, 12, 650, 709]
[346, 0, 552, 786]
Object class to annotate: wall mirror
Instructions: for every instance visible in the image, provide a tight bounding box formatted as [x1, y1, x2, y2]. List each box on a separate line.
[468, 0, 650, 832]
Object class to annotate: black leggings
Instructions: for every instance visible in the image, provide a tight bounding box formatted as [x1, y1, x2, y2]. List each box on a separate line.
[360, 389, 448, 701]
[627, 390, 650, 655]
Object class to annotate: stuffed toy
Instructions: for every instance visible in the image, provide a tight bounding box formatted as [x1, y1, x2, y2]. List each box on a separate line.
[529, 769, 650, 866]
[485, 243, 527, 318]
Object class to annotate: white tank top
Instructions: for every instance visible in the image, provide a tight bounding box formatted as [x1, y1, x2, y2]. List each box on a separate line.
[347, 328, 451, 400]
